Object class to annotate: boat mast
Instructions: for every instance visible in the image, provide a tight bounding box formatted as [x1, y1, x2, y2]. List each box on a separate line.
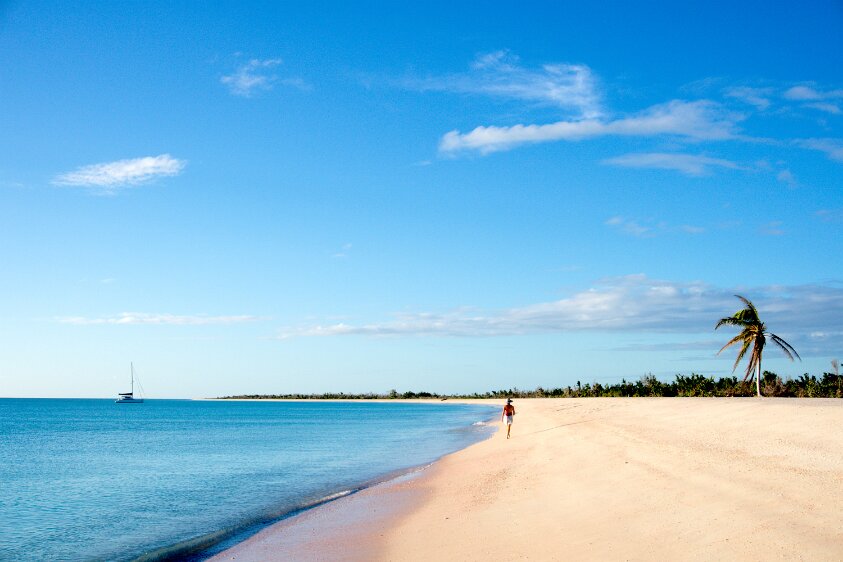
[131, 362, 134, 395]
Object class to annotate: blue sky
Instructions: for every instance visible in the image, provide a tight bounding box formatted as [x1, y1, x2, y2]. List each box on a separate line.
[1, 1, 842, 397]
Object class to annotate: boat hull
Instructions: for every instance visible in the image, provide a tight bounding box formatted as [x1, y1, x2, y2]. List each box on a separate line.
[115, 398, 144, 404]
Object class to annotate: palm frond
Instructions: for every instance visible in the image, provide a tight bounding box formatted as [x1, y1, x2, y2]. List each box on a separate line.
[769, 333, 801, 362]
[717, 333, 746, 355]
[715, 295, 761, 329]
[732, 338, 752, 374]
[715, 316, 748, 329]
[735, 295, 759, 319]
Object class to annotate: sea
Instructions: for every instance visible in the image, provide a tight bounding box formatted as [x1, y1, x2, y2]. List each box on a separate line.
[0, 399, 496, 561]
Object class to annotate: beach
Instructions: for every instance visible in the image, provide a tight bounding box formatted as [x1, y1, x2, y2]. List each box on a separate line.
[212, 398, 843, 561]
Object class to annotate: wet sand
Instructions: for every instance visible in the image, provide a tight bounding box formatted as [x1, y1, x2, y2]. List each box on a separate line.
[211, 398, 843, 561]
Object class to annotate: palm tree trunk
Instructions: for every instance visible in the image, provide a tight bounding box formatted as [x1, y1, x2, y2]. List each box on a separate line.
[755, 361, 762, 397]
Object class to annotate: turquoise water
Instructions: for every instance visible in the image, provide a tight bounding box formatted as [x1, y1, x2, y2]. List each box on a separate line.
[0, 399, 495, 561]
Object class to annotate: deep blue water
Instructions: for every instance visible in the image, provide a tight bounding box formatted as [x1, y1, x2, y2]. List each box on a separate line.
[0, 399, 495, 561]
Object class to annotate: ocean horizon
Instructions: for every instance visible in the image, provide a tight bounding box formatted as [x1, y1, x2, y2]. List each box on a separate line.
[0, 398, 496, 561]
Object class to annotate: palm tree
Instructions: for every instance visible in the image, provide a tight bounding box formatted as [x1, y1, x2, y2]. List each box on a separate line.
[715, 295, 800, 397]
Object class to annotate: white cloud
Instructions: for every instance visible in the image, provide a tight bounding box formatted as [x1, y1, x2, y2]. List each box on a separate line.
[760, 221, 785, 236]
[602, 152, 740, 176]
[783, 85, 843, 101]
[784, 85, 843, 114]
[276, 276, 843, 349]
[804, 102, 841, 115]
[816, 208, 843, 223]
[58, 313, 262, 325]
[332, 243, 353, 259]
[795, 138, 843, 162]
[605, 216, 705, 237]
[784, 86, 821, 100]
[605, 216, 656, 238]
[411, 50, 603, 119]
[724, 86, 774, 110]
[777, 169, 797, 186]
[611, 339, 724, 352]
[53, 154, 186, 193]
[221, 58, 285, 97]
[439, 100, 740, 155]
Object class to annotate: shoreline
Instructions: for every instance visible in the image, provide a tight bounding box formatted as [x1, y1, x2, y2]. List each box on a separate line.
[178, 400, 496, 561]
[204, 459, 435, 562]
[203, 399, 500, 561]
[211, 397, 843, 561]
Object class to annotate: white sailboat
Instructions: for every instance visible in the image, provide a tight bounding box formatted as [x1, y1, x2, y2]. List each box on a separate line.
[115, 362, 144, 404]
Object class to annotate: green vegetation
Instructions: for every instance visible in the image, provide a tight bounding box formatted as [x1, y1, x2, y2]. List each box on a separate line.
[715, 295, 800, 397]
[217, 371, 843, 400]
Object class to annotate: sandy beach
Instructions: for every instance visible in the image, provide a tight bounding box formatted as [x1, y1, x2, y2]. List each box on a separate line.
[211, 398, 843, 561]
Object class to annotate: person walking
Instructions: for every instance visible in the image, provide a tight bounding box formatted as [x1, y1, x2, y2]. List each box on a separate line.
[501, 398, 515, 439]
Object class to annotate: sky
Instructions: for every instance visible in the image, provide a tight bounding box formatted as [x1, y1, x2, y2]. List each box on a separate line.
[1, 1, 842, 398]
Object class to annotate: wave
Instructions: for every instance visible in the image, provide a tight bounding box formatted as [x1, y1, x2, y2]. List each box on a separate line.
[132, 487, 363, 562]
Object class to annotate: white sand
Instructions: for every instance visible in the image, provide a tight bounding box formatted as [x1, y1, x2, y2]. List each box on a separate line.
[213, 398, 843, 561]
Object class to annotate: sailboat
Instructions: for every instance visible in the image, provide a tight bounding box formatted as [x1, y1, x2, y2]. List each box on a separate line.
[115, 363, 144, 404]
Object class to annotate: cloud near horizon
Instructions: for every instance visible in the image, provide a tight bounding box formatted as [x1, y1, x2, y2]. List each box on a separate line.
[57, 313, 263, 325]
[276, 276, 843, 355]
[53, 154, 186, 193]
[439, 99, 740, 154]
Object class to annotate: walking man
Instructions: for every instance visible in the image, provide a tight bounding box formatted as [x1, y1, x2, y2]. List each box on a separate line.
[501, 398, 515, 439]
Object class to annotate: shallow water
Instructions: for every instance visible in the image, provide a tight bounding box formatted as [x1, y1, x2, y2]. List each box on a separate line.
[0, 399, 495, 561]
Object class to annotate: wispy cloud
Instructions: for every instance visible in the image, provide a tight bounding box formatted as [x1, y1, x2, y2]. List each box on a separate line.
[52, 154, 186, 194]
[783, 85, 843, 115]
[760, 221, 785, 236]
[605, 216, 705, 237]
[58, 313, 262, 325]
[816, 208, 843, 223]
[783, 85, 843, 101]
[602, 152, 740, 176]
[221, 58, 291, 97]
[605, 216, 659, 238]
[0, 180, 27, 189]
[611, 339, 725, 352]
[724, 86, 774, 110]
[777, 169, 797, 186]
[276, 276, 843, 351]
[805, 102, 841, 115]
[439, 100, 740, 155]
[410, 50, 603, 119]
[795, 138, 843, 162]
[332, 243, 353, 259]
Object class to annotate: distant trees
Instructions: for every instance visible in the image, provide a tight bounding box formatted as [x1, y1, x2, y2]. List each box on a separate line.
[715, 295, 800, 397]
[217, 371, 842, 400]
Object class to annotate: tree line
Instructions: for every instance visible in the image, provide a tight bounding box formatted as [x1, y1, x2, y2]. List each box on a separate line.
[218, 371, 842, 400]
